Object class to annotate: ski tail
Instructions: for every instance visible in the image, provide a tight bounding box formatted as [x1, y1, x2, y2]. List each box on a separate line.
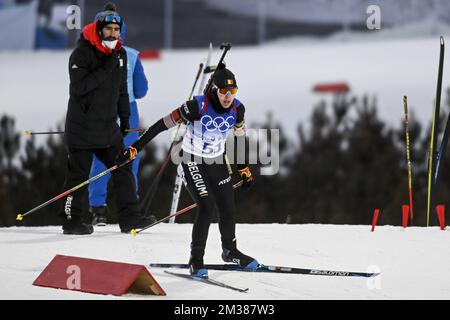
[164, 270, 249, 293]
[435, 113, 450, 186]
[427, 36, 445, 226]
[197, 42, 213, 95]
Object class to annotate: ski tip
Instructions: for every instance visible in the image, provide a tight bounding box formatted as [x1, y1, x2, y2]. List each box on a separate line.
[441, 36, 445, 45]
[130, 229, 137, 236]
[16, 214, 23, 221]
[24, 130, 31, 137]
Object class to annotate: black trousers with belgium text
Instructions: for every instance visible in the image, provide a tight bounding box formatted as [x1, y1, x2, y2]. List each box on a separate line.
[181, 153, 236, 258]
[60, 141, 139, 224]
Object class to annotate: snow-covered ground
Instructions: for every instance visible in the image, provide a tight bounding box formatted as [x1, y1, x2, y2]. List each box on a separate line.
[1, 223, 449, 300]
[1, 34, 450, 152]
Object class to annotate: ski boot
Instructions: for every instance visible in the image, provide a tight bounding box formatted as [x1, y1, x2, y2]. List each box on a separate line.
[63, 216, 93, 235]
[119, 214, 157, 233]
[90, 205, 107, 226]
[222, 240, 259, 270]
[189, 256, 208, 278]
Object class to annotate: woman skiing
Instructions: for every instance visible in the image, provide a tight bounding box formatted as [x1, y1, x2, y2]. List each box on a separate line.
[116, 64, 258, 277]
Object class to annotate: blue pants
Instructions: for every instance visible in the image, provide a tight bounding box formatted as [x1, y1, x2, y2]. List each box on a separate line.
[89, 101, 141, 207]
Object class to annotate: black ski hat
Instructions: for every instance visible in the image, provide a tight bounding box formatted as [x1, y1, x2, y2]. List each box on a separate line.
[97, 2, 123, 31]
[213, 64, 237, 89]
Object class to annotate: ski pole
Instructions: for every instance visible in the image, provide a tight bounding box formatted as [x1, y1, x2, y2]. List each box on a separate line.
[24, 130, 64, 136]
[403, 96, 414, 220]
[132, 180, 243, 235]
[24, 129, 144, 137]
[197, 43, 214, 92]
[140, 62, 205, 217]
[16, 159, 132, 221]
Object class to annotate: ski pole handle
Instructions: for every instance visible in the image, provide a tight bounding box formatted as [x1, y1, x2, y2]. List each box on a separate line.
[403, 96, 409, 124]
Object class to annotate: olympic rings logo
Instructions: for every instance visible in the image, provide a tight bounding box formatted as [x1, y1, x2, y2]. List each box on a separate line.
[200, 115, 235, 133]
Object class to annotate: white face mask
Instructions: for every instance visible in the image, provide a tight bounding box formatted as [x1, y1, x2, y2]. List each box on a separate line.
[102, 39, 118, 50]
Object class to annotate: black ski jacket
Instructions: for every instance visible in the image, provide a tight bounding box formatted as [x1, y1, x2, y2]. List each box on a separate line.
[64, 22, 129, 149]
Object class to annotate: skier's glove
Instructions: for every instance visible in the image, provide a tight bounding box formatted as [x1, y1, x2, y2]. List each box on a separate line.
[238, 166, 253, 190]
[116, 146, 138, 165]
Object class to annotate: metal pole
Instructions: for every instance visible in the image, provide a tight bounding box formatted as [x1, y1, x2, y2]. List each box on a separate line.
[79, 0, 85, 36]
[258, 0, 267, 44]
[164, 0, 173, 49]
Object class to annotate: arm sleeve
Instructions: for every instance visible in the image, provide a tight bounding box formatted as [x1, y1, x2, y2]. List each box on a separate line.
[118, 51, 131, 121]
[133, 100, 199, 152]
[162, 99, 200, 128]
[133, 58, 148, 99]
[132, 118, 167, 152]
[69, 47, 111, 96]
[132, 100, 200, 151]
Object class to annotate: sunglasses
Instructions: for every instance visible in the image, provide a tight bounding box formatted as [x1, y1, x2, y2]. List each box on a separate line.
[103, 14, 122, 24]
[217, 87, 238, 95]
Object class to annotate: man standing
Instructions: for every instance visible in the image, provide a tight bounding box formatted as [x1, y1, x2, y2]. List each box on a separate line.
[61, 6, 151, 234]
[88, 3, 153, 226]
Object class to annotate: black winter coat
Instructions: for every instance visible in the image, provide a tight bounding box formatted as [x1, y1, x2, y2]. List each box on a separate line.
[64, 32, 130, 149]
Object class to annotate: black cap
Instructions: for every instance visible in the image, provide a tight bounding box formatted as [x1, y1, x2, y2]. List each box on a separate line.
[213, 66, 237, 89]
[97, 2, 123, 31]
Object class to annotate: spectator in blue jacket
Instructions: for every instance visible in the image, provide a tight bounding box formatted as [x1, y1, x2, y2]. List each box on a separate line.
[88, 5, 150, 226]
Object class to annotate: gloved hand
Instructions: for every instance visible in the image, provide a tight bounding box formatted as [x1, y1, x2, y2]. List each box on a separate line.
[103, 51, 119, 71]
[238, 166, 253, 190]
[116, 146, 138, 165]
[120, 118, 130, 137]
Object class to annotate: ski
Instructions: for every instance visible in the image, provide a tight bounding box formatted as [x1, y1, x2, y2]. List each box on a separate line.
[427, 36, 445, 226]
[151, 263, 379, 278]
[435, 113, 450, 186]
[164, 270, 249, 293]
[403, 96, 414, 220]
[198, 43, 214, 96]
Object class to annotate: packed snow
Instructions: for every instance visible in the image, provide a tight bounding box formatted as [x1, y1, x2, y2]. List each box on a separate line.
[0, 223, 449, 300]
